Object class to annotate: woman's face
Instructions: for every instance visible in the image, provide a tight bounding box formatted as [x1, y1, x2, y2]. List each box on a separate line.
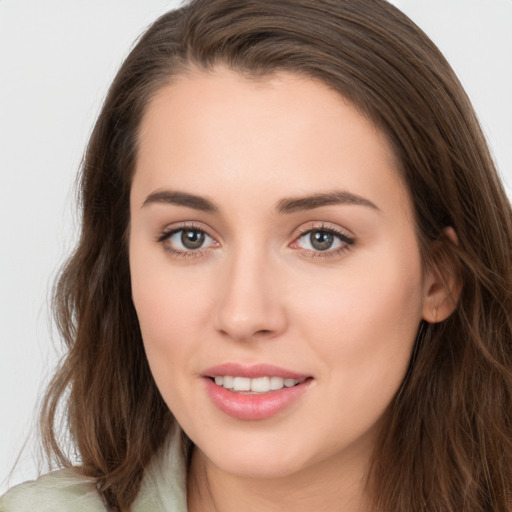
[129, 67, 433, 479]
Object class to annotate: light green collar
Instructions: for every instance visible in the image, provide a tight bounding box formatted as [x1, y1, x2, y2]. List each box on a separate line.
[132, 426, 188, 511]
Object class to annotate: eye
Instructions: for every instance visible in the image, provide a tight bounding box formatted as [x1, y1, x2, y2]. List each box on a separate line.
[172, 229, 209, 250]
[157, 226, 217, 256]
[293, 226, 355, 255]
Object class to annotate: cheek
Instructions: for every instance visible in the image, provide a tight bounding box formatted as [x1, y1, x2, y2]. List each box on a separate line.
[130, 227, 211, 335]
[133, 282, 208, 365]
[294, 247, 424, 395]
[129, 242, 212, 396]
[284, 254, 424, 449]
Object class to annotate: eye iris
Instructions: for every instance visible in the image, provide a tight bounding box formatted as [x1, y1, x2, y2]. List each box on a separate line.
[181, 230, 205, 249]
[310, 231, 334, 251]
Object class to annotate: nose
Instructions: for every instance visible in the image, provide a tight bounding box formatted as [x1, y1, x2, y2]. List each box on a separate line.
[213, 247, 288, 342]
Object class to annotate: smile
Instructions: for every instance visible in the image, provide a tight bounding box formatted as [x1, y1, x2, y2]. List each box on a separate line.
[213, 376, 305, 393]
[202, 364, 313, 420]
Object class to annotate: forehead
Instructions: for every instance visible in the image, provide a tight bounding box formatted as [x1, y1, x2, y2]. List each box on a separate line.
[133, 67, 411, 219]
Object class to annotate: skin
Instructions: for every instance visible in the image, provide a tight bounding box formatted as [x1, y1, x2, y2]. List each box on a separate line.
[129, 67, 456, 511]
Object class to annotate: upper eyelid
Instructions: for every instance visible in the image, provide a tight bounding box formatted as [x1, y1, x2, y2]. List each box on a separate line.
[157, 221, 217, 241]
[294, 222, 355, 240]
[298, 227, 354, 241]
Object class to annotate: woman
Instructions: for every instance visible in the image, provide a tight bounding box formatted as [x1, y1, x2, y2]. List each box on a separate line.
[1, 0, 511, 510]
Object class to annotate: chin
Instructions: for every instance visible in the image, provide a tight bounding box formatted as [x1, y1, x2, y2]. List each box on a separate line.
[193, 431, 316, 480]
[213, 453, 307, 480]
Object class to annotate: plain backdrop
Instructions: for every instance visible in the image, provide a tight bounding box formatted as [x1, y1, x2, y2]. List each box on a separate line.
[1, 0, 511, 493]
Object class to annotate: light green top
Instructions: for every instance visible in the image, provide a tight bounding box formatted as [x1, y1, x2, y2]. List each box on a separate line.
[0, 429, 187, 511]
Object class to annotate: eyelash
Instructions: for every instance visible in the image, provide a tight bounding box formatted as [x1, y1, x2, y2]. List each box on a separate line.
[293, 224, 356, 259]
[156, 223, 356, 259]
[156, 222, 215, 259]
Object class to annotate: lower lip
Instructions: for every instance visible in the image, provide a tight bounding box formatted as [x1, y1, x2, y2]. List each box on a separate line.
[203, 378, 313, 420]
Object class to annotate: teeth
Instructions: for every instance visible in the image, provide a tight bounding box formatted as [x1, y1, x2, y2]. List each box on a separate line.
[233, 377, 251, 391]
[223, 376, 234, 389]
[270, 376, 284, 390]
[251, 377, 270, 392]
[213, 376, 303, 393]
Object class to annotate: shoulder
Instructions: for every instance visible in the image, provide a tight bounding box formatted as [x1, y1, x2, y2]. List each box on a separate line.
[0, 428, 187, 512]
[0, 468, 107, 512]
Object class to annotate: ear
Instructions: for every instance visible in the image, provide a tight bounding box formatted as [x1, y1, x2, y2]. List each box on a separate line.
[422, 227, 462, 324]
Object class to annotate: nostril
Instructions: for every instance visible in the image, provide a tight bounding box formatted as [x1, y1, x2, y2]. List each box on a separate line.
[255, 329, 272, 336]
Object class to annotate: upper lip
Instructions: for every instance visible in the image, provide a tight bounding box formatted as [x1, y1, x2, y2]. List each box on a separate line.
[202, 363, 311, 380]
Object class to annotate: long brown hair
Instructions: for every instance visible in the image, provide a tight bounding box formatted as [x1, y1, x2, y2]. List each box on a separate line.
[41, 0, 512, 510]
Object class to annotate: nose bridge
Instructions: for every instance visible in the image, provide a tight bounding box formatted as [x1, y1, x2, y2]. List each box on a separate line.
[214, 241, 286, 341]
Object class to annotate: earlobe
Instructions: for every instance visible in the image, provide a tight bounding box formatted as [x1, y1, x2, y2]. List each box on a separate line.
[421, 227, 462, 324]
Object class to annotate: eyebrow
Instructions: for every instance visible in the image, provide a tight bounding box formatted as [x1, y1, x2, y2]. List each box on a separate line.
[141, 189, 379, 214]
[275, 191, 379, 214]
[142, 190, 219, 213]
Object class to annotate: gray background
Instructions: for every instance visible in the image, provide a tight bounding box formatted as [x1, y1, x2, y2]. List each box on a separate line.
[1, 0, 511, 493]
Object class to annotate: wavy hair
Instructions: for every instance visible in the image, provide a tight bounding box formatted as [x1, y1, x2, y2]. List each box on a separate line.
[41, 0, 512, 510]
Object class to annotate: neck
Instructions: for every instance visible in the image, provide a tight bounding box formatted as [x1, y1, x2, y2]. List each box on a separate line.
[187, 442, 377, 512]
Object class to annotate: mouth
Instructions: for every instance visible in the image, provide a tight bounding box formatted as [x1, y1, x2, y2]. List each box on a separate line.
[202, 363, 314, 420]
